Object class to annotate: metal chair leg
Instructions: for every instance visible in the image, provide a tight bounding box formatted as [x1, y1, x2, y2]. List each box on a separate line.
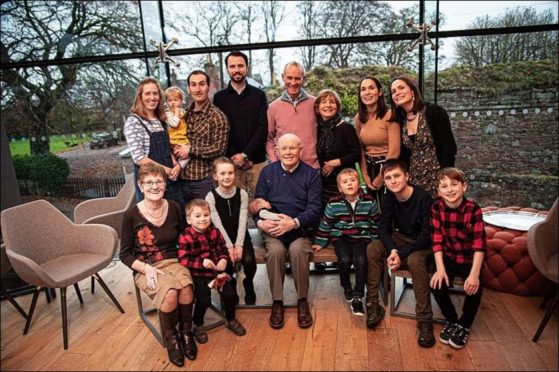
[73, 283, 84, 304]
[92, 272, 124, 313]
[134, 278, 163, 345]
[533, 291, 559, 342]
[91, 276, 95, 294]
[23, 287, 41, 334]
[1, 283, 28, 319]
[60, 287, 68, 349]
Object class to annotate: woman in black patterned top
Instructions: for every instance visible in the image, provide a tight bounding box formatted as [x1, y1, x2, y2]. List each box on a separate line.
[120, 163, 196, 367]
[389, 75, 457, 197]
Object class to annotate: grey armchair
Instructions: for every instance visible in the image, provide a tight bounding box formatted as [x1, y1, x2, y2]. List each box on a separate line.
[1, 199, 125, 349]
[527, 198, 558, 342]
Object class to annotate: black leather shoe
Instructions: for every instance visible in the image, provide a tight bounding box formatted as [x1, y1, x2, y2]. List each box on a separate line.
[417, 321, 436, 348]
[179, 330, 197, 361]
[297, 299, 313, 328]
[269, 301, 285, 329]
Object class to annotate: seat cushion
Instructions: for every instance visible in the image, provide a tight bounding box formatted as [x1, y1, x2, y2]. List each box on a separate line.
[482, 226, 553, 296]
[40, 254, 112, 288]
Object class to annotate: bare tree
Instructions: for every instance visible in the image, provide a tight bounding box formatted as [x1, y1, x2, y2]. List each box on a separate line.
[317, 0, 391, 68]
[1, 0, 142, 154]
[261, 0, 284, 85]
[298, 0, 324, 72]
[236, 1, 258, 72]
[455, 7, 558, 67]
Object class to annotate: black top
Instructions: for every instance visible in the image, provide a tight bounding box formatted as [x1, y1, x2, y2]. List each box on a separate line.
[378, 185, 433, 259]
[399, 103, 457, 168]
[317, 121, 361, 182]
[213, 83, 269, 163]
[119, 200, 185, 268]
[210, 188, 241, 242]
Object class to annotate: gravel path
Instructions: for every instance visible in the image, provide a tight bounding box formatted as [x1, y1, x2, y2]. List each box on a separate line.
[57, 143, 130, 178]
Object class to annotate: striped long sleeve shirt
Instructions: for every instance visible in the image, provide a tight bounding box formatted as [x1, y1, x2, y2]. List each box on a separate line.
[314, 192, 380, 248]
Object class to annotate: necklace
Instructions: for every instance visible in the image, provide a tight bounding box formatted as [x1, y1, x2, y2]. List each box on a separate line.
[141, 200, 167, 225]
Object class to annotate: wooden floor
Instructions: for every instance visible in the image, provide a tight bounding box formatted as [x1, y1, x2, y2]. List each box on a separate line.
[1, 261, 557, 371]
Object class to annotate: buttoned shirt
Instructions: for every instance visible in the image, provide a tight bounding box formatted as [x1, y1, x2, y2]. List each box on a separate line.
[181, 100, 229, 180]
[431, 198, 487, 265]
[177, 225, 230, 278]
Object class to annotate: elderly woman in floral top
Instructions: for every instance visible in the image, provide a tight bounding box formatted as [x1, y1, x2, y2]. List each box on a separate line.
[120, 163, 196, 367]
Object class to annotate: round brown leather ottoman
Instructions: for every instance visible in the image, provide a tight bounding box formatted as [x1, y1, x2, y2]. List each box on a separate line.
[481, 206, 552, 296]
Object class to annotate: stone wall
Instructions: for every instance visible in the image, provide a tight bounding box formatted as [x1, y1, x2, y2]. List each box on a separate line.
[437, 87, 558, 209]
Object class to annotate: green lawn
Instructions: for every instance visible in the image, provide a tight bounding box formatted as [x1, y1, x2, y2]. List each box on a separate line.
[9, 135, 92, 156]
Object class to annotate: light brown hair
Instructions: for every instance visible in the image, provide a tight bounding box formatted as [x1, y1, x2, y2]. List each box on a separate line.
[137, 163, 167, 183]
[336, 168, 359, 186]
[130, 77, 166, 121]
[314, 89, 342, 115]
[185, 198, 210, 216]
[436, 167, 466, 184]
[212, 156, 235, 174]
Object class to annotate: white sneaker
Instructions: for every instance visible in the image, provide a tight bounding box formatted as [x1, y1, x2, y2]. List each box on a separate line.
[259, 209, 282, 221]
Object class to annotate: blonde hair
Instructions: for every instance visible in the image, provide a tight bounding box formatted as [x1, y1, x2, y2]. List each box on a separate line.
[336, 168, 359, 186]
[185, 198, 210, 216]
[165, 86, 185, 102]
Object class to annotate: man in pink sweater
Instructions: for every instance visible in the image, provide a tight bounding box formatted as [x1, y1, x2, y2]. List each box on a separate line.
[266, 61, 319, 170]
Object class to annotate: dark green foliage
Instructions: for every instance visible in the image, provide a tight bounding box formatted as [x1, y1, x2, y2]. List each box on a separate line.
[13, 153, 70, 196]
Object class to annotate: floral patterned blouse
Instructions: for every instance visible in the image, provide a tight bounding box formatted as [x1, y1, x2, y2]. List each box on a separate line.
[401, 109, 440, 197]
[119, 200, 185, 268]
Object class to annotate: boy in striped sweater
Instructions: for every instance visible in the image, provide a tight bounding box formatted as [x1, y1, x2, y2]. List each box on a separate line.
[312, 168, 380, 315]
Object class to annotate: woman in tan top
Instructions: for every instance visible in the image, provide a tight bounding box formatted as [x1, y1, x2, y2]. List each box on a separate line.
[354, 77, 401, 204]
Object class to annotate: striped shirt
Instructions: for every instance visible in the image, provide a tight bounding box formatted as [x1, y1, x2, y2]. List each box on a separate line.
[123, 115, 166, 164]
[314, 192, 380, 248]
[181, 100, 229, 180]
[431, 198, 487, 264]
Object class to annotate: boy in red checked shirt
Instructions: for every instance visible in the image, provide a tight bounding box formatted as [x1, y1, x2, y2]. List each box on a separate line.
[430, 167, 487, 350]
[178, 199, 246, 344]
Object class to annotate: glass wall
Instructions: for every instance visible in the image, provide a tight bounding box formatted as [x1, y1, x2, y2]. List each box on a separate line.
[1, 0, 557, 208]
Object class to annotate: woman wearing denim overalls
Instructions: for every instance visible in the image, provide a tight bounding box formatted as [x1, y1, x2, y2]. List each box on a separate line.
[124, 77, 186, 211]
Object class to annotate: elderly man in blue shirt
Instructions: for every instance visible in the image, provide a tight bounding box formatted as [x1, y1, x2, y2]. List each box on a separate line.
[250, 133, 322, 330]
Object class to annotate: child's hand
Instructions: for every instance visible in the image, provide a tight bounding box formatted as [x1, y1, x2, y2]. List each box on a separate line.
[227, 247, 235, 262]
[215, 258, 227, 272]
[464, 274, 480, 295]
[233, 245, 243, 262]
[311, 244, 322, 252]
[203, 259, 216, 270]
[430, 270, 449, 289]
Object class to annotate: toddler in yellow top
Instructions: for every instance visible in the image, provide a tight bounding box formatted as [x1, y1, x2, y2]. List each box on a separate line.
[165, 86, 190, 168]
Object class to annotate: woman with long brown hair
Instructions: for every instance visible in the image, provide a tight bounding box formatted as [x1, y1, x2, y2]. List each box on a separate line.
[389, 75, 457, 197]
[354, 77, 400, 205]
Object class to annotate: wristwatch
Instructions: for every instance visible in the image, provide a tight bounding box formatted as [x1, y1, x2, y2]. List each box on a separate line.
[241, 153, 248, 161]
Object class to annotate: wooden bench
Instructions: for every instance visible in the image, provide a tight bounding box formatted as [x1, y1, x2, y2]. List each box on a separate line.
[390, 269, 465, 324]
[243, 229, 388, 309]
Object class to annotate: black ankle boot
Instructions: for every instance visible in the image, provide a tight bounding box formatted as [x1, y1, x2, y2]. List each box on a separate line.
[159, 309, 185, 367]
[178, 303, 197, 360]
[243, 278, 256, 305]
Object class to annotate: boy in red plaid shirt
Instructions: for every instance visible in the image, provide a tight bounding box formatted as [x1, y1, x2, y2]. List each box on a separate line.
[178, 199, 246, 344]
[430, 167, 487, 350]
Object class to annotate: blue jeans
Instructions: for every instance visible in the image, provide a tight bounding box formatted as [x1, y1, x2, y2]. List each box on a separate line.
[180, 176, 215, 206]
[334, 239, 368, 297]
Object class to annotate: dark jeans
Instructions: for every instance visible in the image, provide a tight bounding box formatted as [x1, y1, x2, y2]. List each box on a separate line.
[367, 233, 434, 321]
[334, 239, 367, 298]
[180, 176, 215, 206]
[192, 275, 236, 325]
[431, 257, 483, 329]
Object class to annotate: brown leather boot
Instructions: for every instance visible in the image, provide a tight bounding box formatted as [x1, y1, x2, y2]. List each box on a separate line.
[178, 303, 197, 361]
[159, 309, 185, 367]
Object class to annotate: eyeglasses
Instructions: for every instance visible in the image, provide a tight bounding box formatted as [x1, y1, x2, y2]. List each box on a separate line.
[142, 180, 165, 187]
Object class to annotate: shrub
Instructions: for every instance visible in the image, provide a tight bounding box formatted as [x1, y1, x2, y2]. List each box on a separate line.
[13, 153, 70, 196]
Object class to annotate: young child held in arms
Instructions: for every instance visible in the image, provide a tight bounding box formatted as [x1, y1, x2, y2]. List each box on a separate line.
[165, 86, 190, 168]
[178, 199, 246, 344]
[205, 157, 257, 305]
[430, 167, 487, 350]
[312, 168, 380, 316]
